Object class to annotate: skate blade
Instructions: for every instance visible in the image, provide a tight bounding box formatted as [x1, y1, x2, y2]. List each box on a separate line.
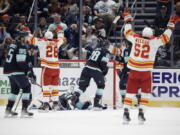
[93, 107, 103, 111]
[4, 115, 18, 118]
[122, 120, 130, 125]
[20, 115, 33, 118]
[52, 107, 61, 111]
[138, 120, 145, 125]
[38, 109, 49, 113]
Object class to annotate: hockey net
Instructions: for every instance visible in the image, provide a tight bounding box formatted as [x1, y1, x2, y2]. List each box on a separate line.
[59, 59, 117, 109]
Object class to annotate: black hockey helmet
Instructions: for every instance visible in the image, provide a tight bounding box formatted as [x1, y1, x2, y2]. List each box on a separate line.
[98, 39, 110, 48]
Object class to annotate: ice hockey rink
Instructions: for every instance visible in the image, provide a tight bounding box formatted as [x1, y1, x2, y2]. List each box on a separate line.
[0, 107, 180, 135]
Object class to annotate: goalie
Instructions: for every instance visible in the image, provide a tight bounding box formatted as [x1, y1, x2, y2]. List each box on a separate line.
[29, 92, 92, 110]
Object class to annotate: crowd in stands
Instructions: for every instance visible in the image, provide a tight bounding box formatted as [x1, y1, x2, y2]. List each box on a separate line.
[0, 0, 179, 67]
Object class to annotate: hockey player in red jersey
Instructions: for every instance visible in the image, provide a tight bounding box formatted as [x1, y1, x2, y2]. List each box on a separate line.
[29, 31, 66, 111]
[122, 9, 180, 124]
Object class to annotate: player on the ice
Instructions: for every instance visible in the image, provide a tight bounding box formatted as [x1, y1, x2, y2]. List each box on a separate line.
[3, 35, 36, 117]
[29, 31, 66, 111]
[122, 8, 180, 124]
[70, 40, 111, 110]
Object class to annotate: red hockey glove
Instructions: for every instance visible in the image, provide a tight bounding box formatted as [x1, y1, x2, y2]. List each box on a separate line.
[167, 14, 180, 29]
[122, 9, 133, 23]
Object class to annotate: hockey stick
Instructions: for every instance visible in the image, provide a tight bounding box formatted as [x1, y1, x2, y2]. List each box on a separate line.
[27, 0, 36, 22]
[34, 82, 43, 90]
[14, 91, 23, 112]
[107, 0, 124, 38]
[13, 79, 43, 111]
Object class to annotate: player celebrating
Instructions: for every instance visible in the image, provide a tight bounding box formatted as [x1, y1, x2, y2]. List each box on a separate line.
[4, 35, 36, 117]
[122, 9, 180, 124]
[29, 31, 65, 111]
[71, 40, 111, 110]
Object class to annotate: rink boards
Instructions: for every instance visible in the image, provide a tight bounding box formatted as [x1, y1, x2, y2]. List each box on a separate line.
[0, 67, 180, 107]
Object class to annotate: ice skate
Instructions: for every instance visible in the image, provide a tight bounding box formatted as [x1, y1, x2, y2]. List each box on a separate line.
[138, 109, 146, 124]
[93, 103, 107, 110]
[4, 107, 18, 118]
[123, 108, 131, 124]
[93, 98, 107, 110]
[38, 102, 50, 112]
[21, 108, 33, 118]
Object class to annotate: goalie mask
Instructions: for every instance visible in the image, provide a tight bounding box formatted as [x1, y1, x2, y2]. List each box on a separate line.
[142, 27, 153, 38]
[58, 93, 73, 110]
[59, 93, 92, 110]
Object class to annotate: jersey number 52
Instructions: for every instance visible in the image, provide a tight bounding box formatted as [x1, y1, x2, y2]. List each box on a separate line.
[134, 43, 150, 59]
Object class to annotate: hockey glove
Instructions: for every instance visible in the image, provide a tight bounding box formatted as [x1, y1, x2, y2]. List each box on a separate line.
[167, 14, 180, 30]
[102, 68, 109, 76]
[122, 9, 133, 23]
[27, 70, 36, 84]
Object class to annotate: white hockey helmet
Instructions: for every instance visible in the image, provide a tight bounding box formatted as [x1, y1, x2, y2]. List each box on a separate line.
[44, 31, 53, 39]
[142, 27, 153, 38]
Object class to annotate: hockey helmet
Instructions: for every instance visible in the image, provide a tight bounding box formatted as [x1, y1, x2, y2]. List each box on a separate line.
[142, 27, 153, 38]
[99, 40, 110, 48]
[44, 31, 53, 39]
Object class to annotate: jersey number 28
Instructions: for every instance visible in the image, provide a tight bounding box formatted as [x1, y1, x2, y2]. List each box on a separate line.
[46, 45, 58, 58]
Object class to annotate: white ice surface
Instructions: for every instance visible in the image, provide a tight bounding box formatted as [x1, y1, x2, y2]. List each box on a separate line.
[0, 107, 180, 135]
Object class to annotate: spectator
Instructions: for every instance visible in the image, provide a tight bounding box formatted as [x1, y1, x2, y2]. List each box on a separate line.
[0, 0, 10, 15]
[48, 14, 68, 38]
[64, 23, 79, 49]
[38, 0, 50, 13]
[154, 5, 170, 36]
[82, 25, 98, 49]
[9, 0, 30, 16]
[156, 0, 172, 18]
[47, 0, 61, 16]
[92, 17, 106, 40]
[0, 14, 11, 33]
[93, 0, 118, 33]
[84, 0, 96, 11]
[60, 4, 78, 26]
[14, 15, 31, 38]
[66, 0, 79, 15]
[0, 23, 10, 44]
[37, 17, 48, 38]
[66, 47, 90, 59]
[83, 6, 93, 24]
[38, 0, 50, 18]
